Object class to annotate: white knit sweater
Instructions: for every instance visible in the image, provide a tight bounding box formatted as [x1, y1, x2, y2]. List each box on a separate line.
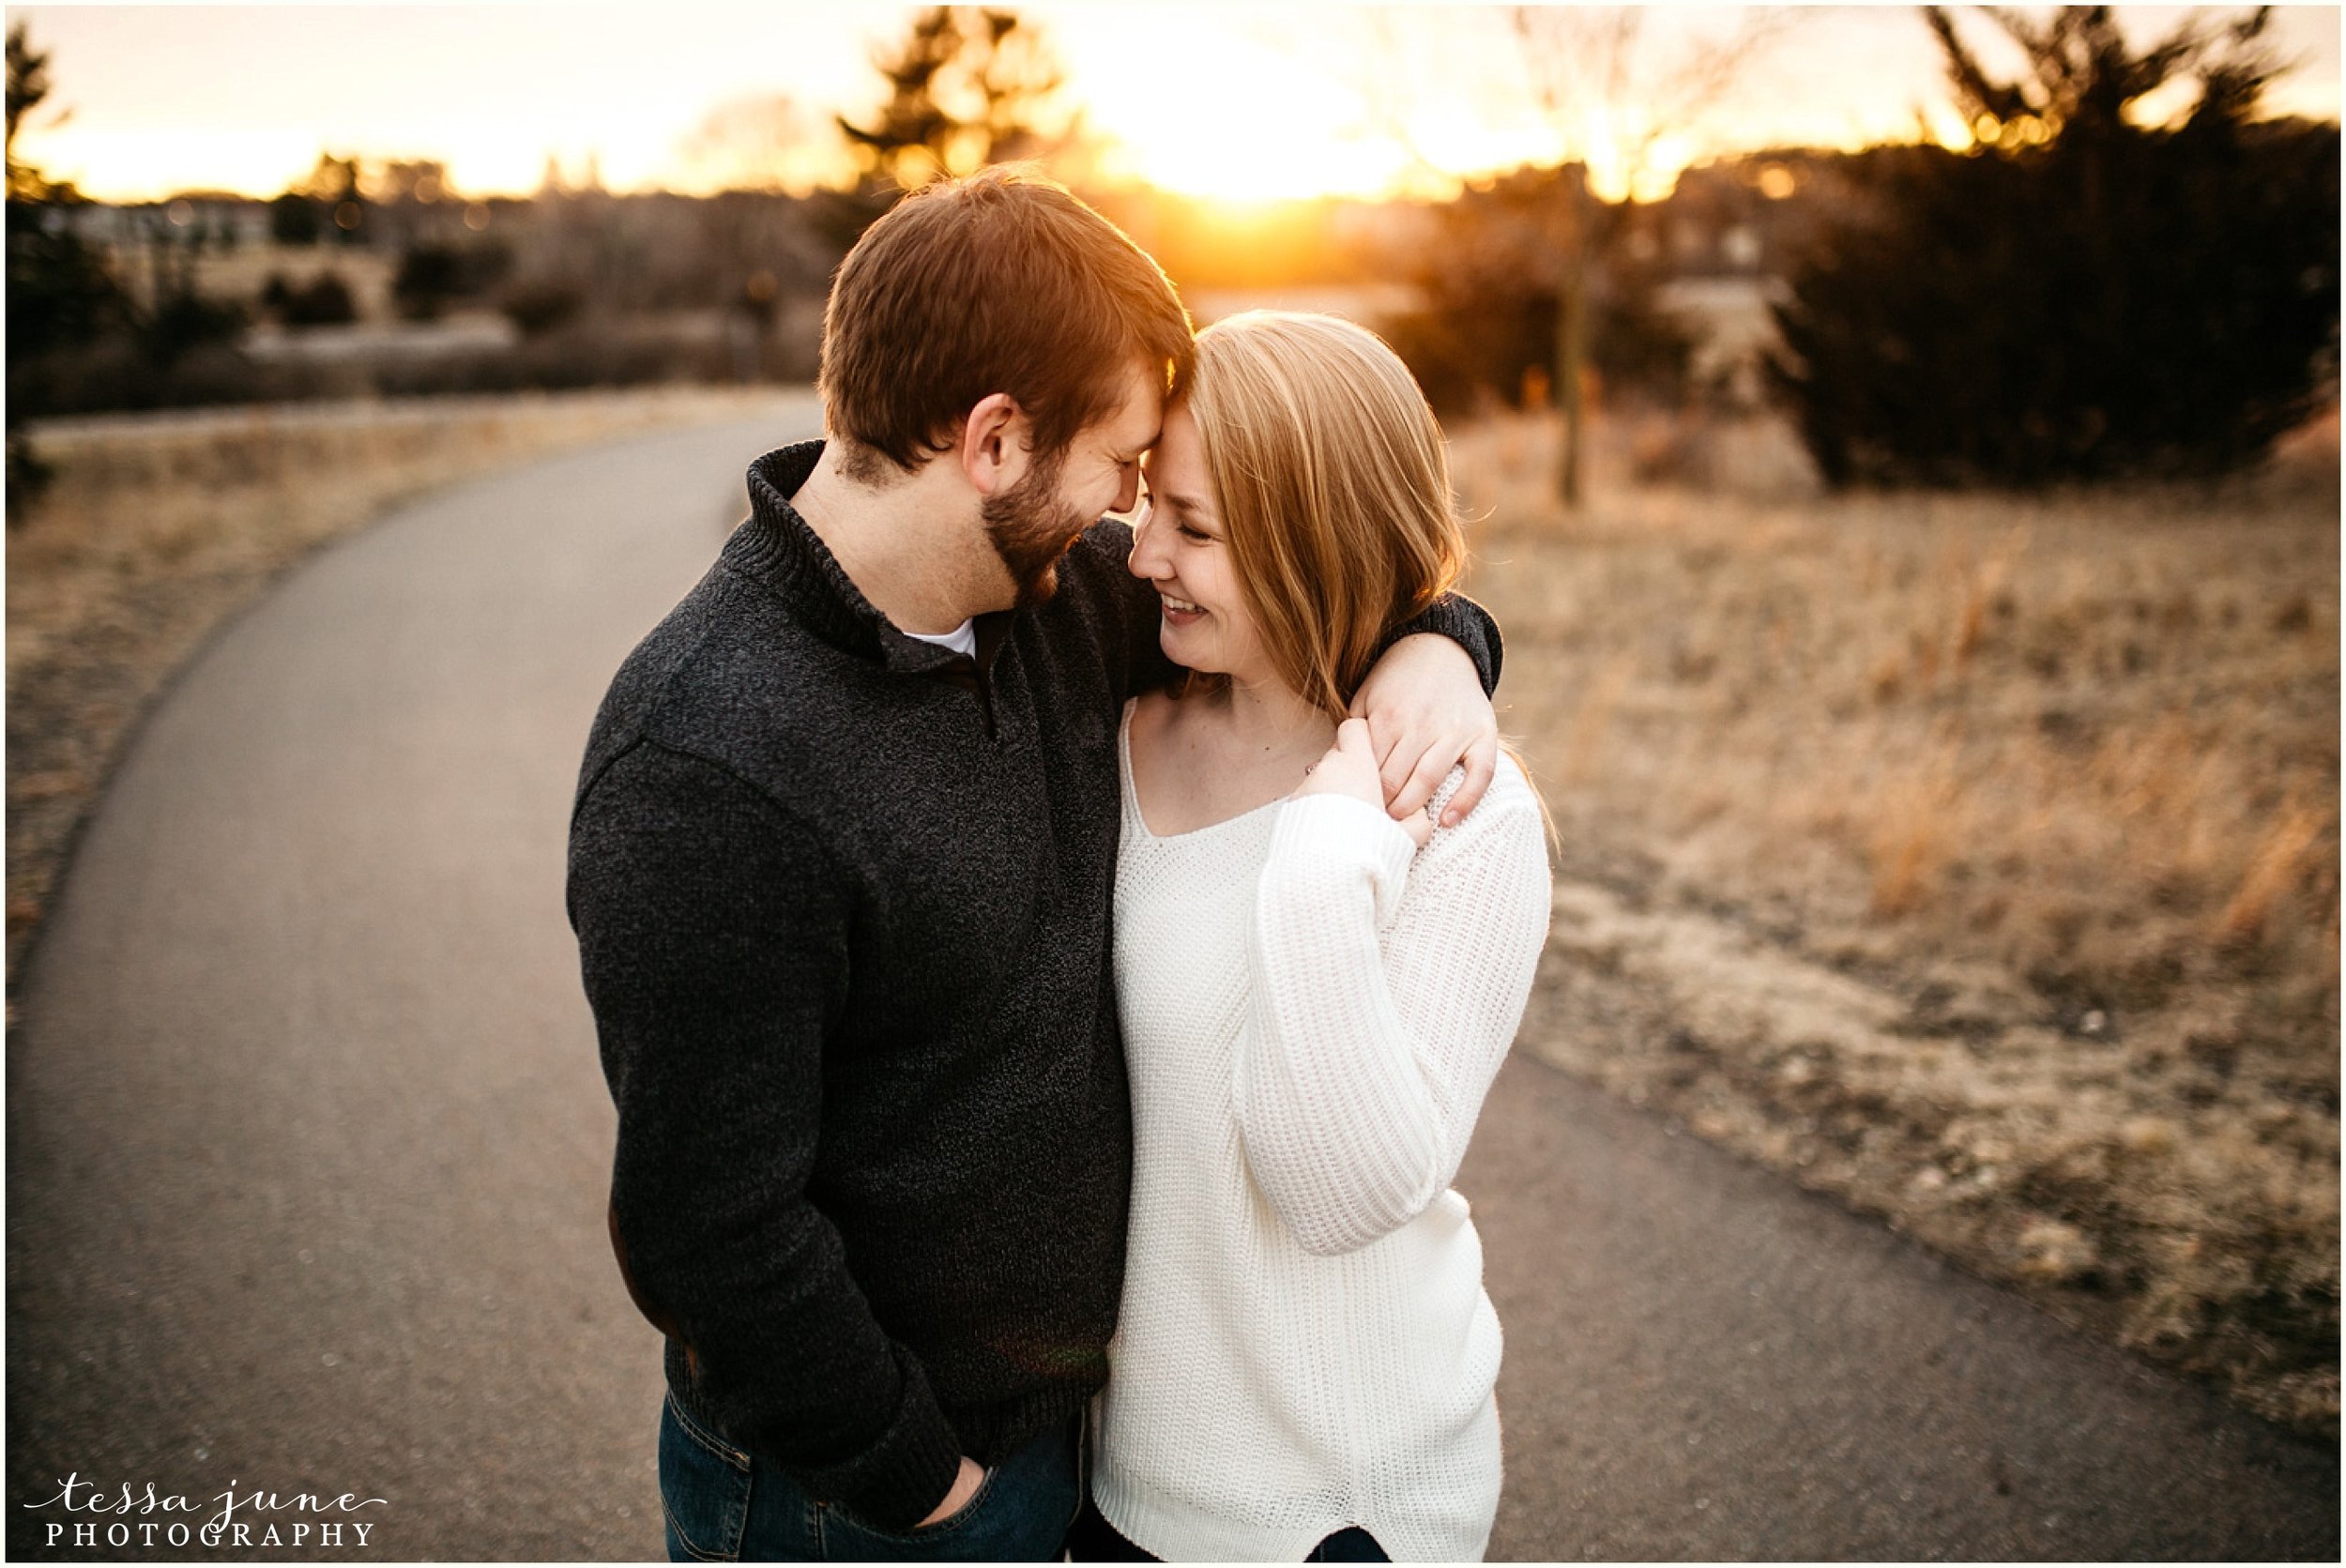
[1093, 701, 1553, 1563]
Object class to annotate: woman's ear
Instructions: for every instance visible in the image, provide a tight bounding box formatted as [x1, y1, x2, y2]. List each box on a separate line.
[958, 393, 1034, 497]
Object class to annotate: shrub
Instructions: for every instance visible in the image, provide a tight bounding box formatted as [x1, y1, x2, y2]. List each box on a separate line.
[280, 270, 358, 327]
[392, 245, 465, 320]
[7, 193, 128, 513]
[1770, 7, 2340, 487]
[501, 279, 584, 338]
[392, 240, 511, 320]
[269, 192, 323, 246]
[144, 289, 246, 366]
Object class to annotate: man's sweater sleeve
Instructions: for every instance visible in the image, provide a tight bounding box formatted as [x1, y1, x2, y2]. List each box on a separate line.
[567, 738, 964, 1530]
[1376, 592, 1503, 698]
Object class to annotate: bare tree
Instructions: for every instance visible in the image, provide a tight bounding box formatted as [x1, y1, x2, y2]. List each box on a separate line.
[1507, 6, 1796, 506]
[1348, 7, 1791, 505]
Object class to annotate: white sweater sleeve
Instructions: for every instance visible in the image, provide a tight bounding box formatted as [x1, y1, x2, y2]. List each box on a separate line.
[1236, 764, 1553, 1256]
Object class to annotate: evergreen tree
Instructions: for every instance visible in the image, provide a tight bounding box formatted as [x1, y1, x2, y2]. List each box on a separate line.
[838, 7, 1074, 191]
[6, 22, 125, 509]
[1771, 6, 2338, 487]
[818, 7, 1077, 247]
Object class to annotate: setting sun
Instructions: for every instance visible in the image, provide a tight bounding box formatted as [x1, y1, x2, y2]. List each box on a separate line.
[1058, 23, 1409, 200]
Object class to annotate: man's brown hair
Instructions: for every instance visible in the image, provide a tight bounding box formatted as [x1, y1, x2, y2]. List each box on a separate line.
[818, 167, 1195, 480]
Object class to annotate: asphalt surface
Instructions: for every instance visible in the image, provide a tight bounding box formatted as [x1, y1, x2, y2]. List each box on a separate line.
[8, 406, 2338, 1562]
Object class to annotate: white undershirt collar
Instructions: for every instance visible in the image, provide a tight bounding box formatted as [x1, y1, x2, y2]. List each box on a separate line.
[899, 618, 978, 659]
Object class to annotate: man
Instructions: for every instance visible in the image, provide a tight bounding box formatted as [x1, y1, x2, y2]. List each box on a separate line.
[567, 168, 1502, 1562]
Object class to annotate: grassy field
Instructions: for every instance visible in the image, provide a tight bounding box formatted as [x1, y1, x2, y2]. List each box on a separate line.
[5, 387, 804, 996]
[1458, 408, 2340, 1438]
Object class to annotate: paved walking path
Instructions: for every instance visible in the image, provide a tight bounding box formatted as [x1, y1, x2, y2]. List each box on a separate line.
[8, 410, 2337, 1561]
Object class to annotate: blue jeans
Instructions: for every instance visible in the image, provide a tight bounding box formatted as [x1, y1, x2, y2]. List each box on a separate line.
[658, 1390, 1085, 1561]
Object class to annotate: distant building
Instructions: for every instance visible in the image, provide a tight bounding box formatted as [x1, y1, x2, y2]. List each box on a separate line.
[56, 194, 272, 251]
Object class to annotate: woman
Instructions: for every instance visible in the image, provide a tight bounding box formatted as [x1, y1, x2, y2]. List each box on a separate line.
[1081, 312, 1553, 1562]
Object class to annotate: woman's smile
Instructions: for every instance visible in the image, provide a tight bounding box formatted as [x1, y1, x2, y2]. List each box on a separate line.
[1158, 592, 1206, 627]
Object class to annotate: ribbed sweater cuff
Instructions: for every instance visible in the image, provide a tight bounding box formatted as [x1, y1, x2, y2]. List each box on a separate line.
[1271, 794, 1418, 923]
[794, 1349, 966, 1530]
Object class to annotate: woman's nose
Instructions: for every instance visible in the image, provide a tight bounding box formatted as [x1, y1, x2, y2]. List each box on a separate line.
[1127, 502, 1169, 579]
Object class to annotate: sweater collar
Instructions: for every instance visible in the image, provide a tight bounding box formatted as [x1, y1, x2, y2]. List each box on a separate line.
[729, 440, 1005, 676]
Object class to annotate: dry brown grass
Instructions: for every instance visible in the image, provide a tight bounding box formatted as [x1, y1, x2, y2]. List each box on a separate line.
[6, 388, 803, 993]
[1460, 406, 2340, 1437]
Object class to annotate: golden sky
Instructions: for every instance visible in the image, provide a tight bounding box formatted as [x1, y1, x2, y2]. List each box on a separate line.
[10, 3, 2340, 205]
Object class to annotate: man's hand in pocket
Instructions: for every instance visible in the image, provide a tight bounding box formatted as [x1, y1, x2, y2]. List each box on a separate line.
[917, 1456, 987, 1528]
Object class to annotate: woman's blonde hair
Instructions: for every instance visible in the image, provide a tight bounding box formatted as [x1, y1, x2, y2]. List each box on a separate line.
[1182, 311, 1468, 719]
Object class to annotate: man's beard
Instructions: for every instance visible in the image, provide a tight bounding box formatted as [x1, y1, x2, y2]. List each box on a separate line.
[981, 448, 1087, 610]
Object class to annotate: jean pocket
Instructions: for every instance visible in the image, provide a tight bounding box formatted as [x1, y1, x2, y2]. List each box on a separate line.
[659, 1393, 753, 1562]
[836, 1461, 1002, 1548]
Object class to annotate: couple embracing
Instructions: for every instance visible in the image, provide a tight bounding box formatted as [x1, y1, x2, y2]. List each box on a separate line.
[567, 168, 1552, 1564]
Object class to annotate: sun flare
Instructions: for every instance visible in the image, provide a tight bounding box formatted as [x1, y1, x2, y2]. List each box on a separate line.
[1056, 22, 1418, 201]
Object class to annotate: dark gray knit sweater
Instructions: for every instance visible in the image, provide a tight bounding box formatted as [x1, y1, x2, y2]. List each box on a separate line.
[566, 440, 1499, 1531]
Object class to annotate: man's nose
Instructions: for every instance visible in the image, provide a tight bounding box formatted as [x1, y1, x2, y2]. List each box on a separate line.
[1111, 465, 1142, 516]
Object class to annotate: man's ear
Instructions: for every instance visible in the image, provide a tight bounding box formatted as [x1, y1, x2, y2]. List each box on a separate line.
[958, 393, 1034, 497]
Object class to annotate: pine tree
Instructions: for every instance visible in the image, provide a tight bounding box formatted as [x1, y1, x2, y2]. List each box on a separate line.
[835, 8, 1075, 194]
